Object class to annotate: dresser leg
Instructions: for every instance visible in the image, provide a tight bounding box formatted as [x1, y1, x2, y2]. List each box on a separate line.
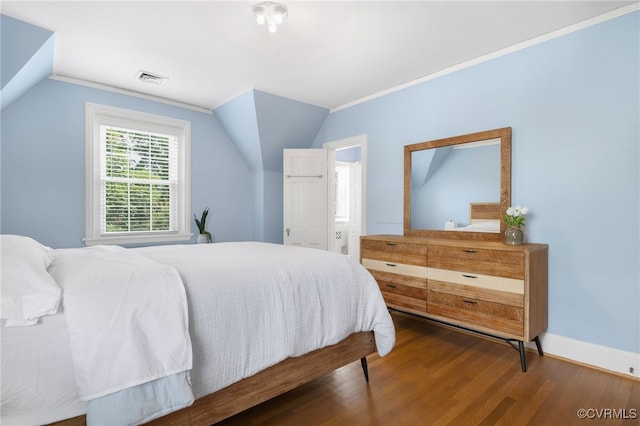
[360, 357, 369, 382]
[519, 341, 527, 372]
[534, 336, 544, 357]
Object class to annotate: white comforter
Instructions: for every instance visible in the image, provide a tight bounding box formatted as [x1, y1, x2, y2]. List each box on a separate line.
[48, 245, 193, 400]
[134, 242, 395, 398]
[2, 242, 395, 425]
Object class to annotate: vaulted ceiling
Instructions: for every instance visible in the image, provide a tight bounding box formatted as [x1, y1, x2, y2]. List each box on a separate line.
[2, 1, 635, 111]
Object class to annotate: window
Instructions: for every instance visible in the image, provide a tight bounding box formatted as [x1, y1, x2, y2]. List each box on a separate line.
[85, 103, 191, 245]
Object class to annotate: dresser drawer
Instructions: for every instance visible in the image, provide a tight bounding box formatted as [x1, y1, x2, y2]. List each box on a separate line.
[428, 278, 523, 307]
[427, 290, 524, 336]
[361, 239, 427, 266]
[427, 268, 524, 298]
[363, 258, 427, 278]
[427, 245, 524, 279]
[370, 270, 426, 312]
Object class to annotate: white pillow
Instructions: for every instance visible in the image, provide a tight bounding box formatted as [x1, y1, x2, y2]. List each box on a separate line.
[1, 235, 61, 326]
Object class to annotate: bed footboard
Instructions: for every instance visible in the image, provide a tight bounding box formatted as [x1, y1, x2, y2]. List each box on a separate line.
[49, 331, 376, 426]
[152, 331, 376, 425]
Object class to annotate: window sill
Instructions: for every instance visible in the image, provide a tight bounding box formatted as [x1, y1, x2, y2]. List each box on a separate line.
[84, 233, 193, 246]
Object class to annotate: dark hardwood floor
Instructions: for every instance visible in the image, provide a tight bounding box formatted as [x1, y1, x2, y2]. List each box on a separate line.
[218, 312, 640, 426]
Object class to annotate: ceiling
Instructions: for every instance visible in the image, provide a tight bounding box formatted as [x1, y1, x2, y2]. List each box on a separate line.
[2, 1, 636, 111]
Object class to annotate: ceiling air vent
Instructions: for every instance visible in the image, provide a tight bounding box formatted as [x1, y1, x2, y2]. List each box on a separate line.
[136, 70, 167, 85]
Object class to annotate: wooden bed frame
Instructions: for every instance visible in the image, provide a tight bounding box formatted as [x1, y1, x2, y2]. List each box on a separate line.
[50, 331, 376, 426]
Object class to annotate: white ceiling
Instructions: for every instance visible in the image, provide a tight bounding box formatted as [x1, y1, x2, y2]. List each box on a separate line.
[2, 1, 636, 111]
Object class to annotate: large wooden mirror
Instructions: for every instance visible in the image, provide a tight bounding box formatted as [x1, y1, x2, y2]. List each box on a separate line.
[404, 127, 511, 241]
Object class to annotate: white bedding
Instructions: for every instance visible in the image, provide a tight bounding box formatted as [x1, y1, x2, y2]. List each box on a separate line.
[134, 242, 395, 398]
[450, 220, 500, 233]
[48, 245, 194, 425]
[1, 241, 395, 425]
[1, 311, 87, 425]
[48, 245, 192, 400]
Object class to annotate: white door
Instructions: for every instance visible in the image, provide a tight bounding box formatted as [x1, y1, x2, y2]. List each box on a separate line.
[283, 149, 328, 249]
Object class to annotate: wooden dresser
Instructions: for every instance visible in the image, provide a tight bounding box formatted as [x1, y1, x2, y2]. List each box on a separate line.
[361, 234, 548, 371]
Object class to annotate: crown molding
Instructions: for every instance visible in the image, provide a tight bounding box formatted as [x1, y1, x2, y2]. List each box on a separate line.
[331, 3, 640, 113]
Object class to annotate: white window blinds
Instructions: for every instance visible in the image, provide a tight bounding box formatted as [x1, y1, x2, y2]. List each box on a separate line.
[101, 126, 178, 233]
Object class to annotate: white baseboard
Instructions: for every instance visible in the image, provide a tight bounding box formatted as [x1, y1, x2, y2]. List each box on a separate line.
[529, 333, 640, 379]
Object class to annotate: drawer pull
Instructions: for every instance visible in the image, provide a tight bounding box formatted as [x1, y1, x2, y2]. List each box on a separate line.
[463, 299, 478, 305]
[385, 243, 398, 246]
[462, 249, 477, 254]
[385, 263, 397, 267]
[385, 283, 397, 288]
[462, 274, 478, 279]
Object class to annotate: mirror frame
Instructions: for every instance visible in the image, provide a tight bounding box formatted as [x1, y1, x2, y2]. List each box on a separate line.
[404, 127, 511, 241]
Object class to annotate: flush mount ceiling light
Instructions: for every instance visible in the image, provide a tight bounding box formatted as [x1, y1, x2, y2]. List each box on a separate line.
[253, 1, 288, 33]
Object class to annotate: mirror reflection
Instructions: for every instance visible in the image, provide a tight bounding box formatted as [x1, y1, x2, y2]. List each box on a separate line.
[411, 139, 500, 232]
[404, 127, 511, 241]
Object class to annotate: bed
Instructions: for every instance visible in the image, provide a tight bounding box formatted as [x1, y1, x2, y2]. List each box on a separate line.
[1, 235, 395, 425]
[448, 202, 501, 232]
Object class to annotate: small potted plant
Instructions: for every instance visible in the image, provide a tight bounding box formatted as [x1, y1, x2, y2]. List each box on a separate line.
[503, 205, 529, 245]
[194, 207, 212, 243]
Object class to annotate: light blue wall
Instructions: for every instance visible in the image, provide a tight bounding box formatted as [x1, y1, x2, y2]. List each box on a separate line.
[1, 10, 637, 357]
[1, 15, 52, 88]
[214, 90, 265, 240]
[215, 89, 328, 244]
[215, 90, 262, 170]
[313, 12, 640, 354]
[253, 90, 328, 244]
[1, 14, 329, 248]
[0, 15, 54, 110]
[1, 78, 255, 247]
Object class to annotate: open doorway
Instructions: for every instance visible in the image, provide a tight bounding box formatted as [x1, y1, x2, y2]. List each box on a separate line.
[324, 135, 367, 260]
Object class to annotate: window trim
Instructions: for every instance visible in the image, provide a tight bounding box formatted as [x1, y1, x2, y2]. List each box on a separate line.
[84, 103, 192, 246]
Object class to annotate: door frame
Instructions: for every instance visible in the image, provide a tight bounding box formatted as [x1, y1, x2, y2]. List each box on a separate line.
[324, 135, 367, 257]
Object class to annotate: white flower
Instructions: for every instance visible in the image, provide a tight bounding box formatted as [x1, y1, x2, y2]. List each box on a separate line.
[504, 205, 530, 228]
[513, 206, 522, 217]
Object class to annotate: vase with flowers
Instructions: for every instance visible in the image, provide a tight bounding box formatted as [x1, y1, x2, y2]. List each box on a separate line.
[503, 205, 529, 245]
[194, 207, 213, 243]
